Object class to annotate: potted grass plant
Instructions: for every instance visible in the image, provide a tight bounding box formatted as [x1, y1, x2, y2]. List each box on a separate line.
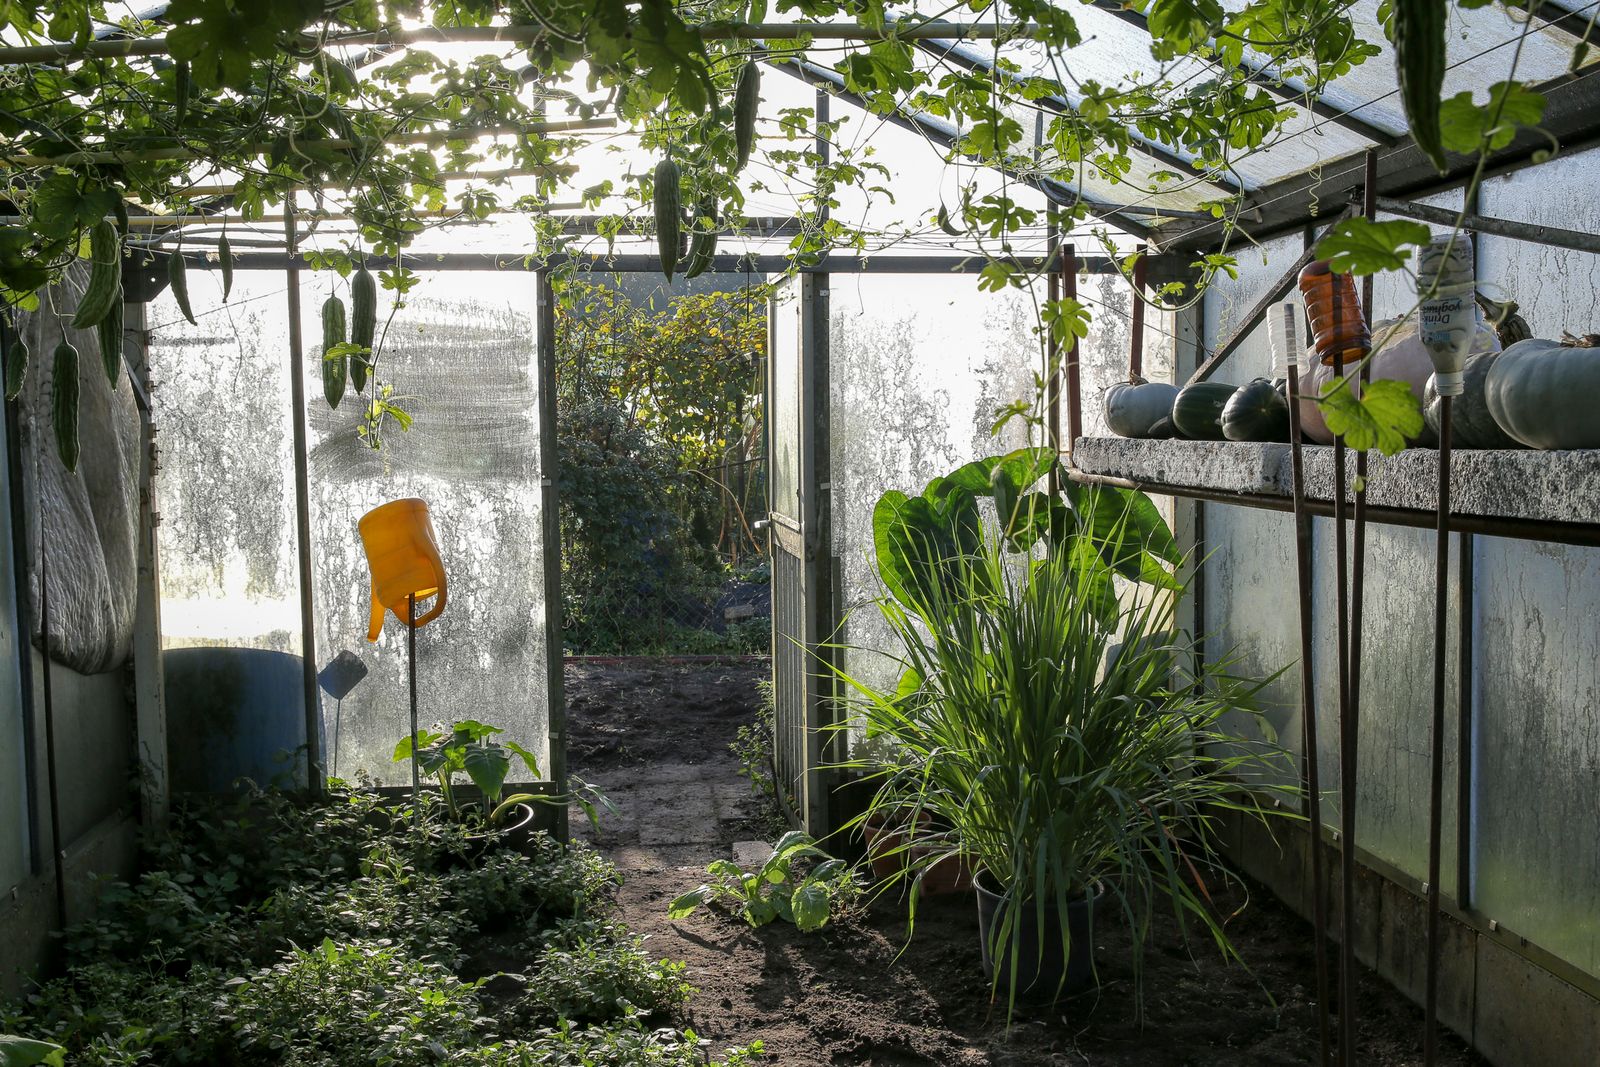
[836, 449, 1294, 1011]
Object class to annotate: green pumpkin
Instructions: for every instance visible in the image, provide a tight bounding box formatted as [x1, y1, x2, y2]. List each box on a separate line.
[1423, 349, 1522, 449]
[1172, 382, 1238, 440]
[1221, 377, 1290, 442]
[1103, 376, 1178, 439]
[1486, 337, 1600, 449]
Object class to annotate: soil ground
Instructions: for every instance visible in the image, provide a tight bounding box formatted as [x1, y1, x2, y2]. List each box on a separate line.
[567, 660, 1485, 1067]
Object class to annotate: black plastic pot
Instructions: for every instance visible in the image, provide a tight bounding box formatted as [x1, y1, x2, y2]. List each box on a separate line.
[974, 869, 1097, 999]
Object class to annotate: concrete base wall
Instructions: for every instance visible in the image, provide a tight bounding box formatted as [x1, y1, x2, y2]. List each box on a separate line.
[1222, 811, 1600, 1067]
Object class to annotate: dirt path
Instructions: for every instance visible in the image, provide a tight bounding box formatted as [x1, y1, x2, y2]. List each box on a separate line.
[566, 661, 1484, 1067]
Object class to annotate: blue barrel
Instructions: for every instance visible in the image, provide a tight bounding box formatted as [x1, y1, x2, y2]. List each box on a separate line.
[163, 647, 321, 792]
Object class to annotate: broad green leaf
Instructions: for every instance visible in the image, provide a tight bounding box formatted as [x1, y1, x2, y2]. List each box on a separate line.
[668, 885, 713, 919]
[1315, 218, 1432, 275]
[461, 742, 510, 802]
[506, 741, 542, 779]
[1439, 82, 1546, 154]
[1317, 377, 1424, 455]
[790, 881, 832, 932]
[0, 1036, 66, 1067]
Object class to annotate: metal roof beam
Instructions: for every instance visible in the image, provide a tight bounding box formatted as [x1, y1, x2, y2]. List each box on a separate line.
[775, 60, 1208, 235]
[1086, 0, 1399, 148]
[1159, 64, 1600, 254]
[910, 33, 1245, 198]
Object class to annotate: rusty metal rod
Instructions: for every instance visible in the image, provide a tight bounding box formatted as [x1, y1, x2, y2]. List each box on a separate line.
[1424, 398, 1454, 1065]
[1376, 195, 1600, 258]
[1129, 246, 1147, 378]
[283, 208, 322, 795]
[1064, 244, 1081, 456]
[1287, 362, 1335, 1067]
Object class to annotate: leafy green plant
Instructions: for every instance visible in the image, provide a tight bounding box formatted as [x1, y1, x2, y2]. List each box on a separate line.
[668, 832, 859, 932]
[839, 474, 1295, 1015]
[0, 1035, 65, 1067]
[392, 719, 614, 828]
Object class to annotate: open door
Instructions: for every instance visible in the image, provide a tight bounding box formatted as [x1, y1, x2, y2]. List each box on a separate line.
[765, 274, 834, 834]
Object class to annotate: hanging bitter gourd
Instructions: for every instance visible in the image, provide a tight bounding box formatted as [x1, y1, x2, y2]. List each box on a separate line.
[5, 337, 27, 402]
[169, 250, 196, 325]
[683, 197, 719, 279]
[52, 341, 79, 473]
[1394, 0, 1447, 173]
[71, 220, 121, 330]
[350, 266, 377, 393]
[97, 279, 124, 384]
[218, 230, 234, 301]
[322, 295, 347, 409]
[654, 159, 682, 280]
[733, 61, 761, 173]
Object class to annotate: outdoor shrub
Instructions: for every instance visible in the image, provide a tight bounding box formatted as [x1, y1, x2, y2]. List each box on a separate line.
[226, 938, 489, 1066]
[465, 1021, 763, 1067]
[512, 921, 691, 1027]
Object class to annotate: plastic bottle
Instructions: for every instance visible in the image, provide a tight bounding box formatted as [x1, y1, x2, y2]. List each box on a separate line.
[1298, 260, 1369, 367]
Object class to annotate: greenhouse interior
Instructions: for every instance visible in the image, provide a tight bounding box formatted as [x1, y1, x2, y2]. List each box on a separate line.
[0, 1, 1597, 1064]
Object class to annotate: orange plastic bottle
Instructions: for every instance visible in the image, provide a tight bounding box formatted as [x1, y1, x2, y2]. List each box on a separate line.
[358, 497, 448, 641]
[1298, 260, 1369, 368]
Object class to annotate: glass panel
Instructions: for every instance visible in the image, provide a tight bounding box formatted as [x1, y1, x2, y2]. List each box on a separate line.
[148, 271, 309, 790]
[304, 272, 551, 787]
[1470, 154, 1600, 979]
[769, 281, 802, 522]
[0, 392, 28, 891]
[828, 273, 1042, 709]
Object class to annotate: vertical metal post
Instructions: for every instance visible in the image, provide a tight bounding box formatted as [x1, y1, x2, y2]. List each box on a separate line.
[38, 516, 64, 926]
[1063, 244, 1080, 456]
[126, 300, 169, 826]
[1456, 531, 1474, 909]
[1, 315, 40, 875]
[534, 269, 568, 841]
[408, 591, 419, 822]
[283, 206, 322, 794]
[1129, 244, 1147, 379]
[1287, 355, 1334, 1066]
[1046, 212, 1062, 494]
[1424, 399, 1454, 1065]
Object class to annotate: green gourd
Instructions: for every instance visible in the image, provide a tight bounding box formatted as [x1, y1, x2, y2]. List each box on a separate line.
[1485, 336, 1600, 449]
[733, 61, 761, 173]
[52, 341, 79, 472]
[654, 159, 681, 280]
[1172, 382, 1238, 441]
[71, 220, 121, 329]
[682, 197, 719, 280]
[1102, 376, 1177, 439]
[96, 279, 124, 384]
[322, 296, 347, 410]
[1221, 377, 1290, 442]
[350, 266, 377, 393]
[1394, 0, 1447, 173]
[5, 337, 27, 402]
[169, 251, 196, 325]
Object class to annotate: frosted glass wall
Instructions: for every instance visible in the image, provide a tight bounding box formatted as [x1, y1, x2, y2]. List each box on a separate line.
[150, 269, 552, 789]
[828, 273, 1043, 709]
[303, 272, 551, 786]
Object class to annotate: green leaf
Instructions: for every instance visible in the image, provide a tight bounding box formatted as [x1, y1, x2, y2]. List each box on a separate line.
[506, 740, 542, 779]
[1315, 218, 1432, 275]
[0, 1036, 67, 1067]
[1439, 82, 1546, 154]
[460, 742, 510, 804]
[1317, 377, 1424, 455]
[790, 881, 832, 932]
[668, 885, 714, 919]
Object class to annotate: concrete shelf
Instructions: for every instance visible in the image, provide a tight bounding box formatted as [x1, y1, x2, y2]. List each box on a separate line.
[1070, 437, 1600, 531]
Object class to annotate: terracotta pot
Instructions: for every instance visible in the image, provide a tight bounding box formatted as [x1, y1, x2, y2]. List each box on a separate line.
[861, 809, 974, 895]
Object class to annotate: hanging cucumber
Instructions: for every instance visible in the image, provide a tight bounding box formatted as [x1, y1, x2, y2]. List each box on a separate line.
[683, 197, 719, 279]
[5, 337, 27, 402]
[70, 220, 121, 329]
[350, 266, 377, 393]
[654, 158, 682, 280]
[733, 61, 761, 173]
[322, 295, 347, 409]
[97, 278, 124, 384]
[169, 250, 196, 325]
[1394, 0, 1447, 173]
[174, 59, 190, 128]
[52, 341, 80, 473]
[218, 230, 234, 301]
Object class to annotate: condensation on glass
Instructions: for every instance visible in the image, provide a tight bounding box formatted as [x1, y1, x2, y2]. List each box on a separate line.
[827, 273, 1043, 726]
[304, 272, 550, 786]
[148, 270, 552, 789]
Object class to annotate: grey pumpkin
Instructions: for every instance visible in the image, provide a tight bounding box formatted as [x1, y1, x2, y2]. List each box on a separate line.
[1423, 348, 1523, 449]
[1103, 376, 1178, 439]
[1486, 336, 1600, 449]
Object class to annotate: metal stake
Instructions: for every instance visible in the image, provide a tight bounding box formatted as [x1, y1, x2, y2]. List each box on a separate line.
[283, 206, 323, 794]
[1287, 362, 1334, 1067]
[1424, 398, 1454, 1064]
[408, 592, 419, 823]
